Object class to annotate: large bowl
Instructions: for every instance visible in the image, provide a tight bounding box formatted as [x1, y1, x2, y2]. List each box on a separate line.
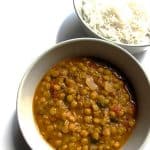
[17, 38, 150, 150]
[73, 0, 150, 54]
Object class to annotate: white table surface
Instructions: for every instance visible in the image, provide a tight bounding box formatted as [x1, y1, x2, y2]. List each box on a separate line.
[0, 0, 150, 149]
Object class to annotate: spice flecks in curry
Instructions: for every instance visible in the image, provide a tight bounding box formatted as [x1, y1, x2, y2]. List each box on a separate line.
[33, 58, 136, 150]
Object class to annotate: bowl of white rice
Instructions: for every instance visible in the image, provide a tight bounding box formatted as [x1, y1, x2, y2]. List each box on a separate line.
[73, 0, 150, 54]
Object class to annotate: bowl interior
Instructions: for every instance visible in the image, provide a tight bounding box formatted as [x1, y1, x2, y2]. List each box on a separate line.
[17, 38, 150, 150]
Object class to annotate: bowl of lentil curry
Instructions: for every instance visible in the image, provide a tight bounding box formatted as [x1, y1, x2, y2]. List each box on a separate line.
[17, 38, 150, 150]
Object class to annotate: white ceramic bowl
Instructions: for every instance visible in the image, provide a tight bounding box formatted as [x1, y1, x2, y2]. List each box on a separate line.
[17, 38, 150, 150]
[73, 0, 150, 54]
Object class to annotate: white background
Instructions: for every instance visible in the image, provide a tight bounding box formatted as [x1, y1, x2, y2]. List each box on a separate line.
[0, 0, 150, 149]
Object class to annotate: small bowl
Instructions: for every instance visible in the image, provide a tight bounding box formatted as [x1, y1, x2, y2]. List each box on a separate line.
[17, 38, 150, 150]
[73, 0, 150, 54]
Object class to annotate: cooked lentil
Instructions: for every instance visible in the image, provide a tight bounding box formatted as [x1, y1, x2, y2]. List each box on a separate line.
[33, 57, 136, 150]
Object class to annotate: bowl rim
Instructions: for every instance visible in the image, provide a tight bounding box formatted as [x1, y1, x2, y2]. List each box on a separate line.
[16, 37, 150, 150]
[73, 0, 150, 47]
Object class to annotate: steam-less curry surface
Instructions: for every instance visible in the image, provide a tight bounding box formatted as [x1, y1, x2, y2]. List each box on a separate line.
[33, 58, 136, 150]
